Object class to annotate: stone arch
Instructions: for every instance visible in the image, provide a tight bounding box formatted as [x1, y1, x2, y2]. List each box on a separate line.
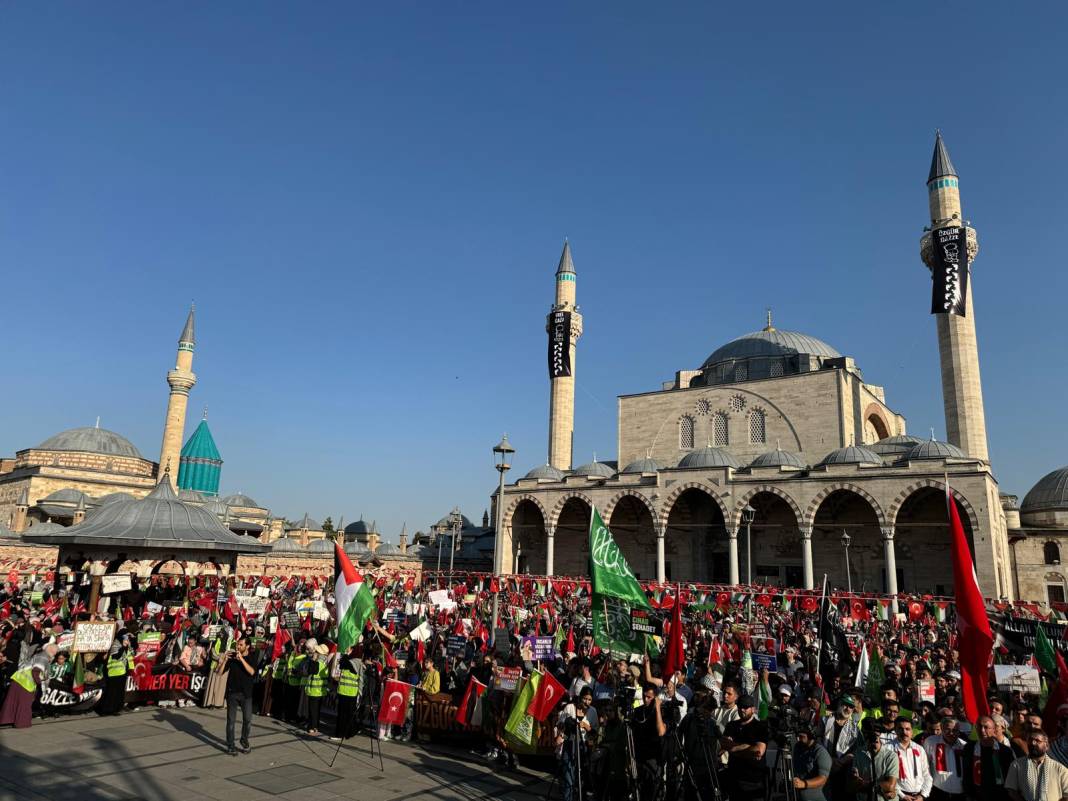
[731, 485, 803, 530]
[803, 483, 888, 530]
[658, 482, 730, 530]
[888, 478, 979, 533]
[607, 494, 658, 581]
[663, 484, 730, 583]
[503, 493, 549, 529]
[549, 492, 596, 531]
[862, 403, 891, 443]
[603, 489, 658, 527]
[510, 497, 547, 575]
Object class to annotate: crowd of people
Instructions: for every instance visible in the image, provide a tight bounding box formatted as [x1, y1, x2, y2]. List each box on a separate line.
[2, 566, 1068, 801]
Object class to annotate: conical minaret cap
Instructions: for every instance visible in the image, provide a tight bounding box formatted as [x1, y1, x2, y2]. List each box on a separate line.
[556, 239, 575, 275]
[928, 131, 957, 182]
[179, 304, 196, 345]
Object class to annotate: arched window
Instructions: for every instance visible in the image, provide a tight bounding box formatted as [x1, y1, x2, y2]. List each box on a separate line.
[679, 416, 695, 450]
[749, 409, 766, 444]
[713, 413, 729, 447]
[1045, 542, 1061, 565]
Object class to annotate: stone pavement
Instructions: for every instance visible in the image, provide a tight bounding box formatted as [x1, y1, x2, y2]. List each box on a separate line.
[0, 707, 555, 801]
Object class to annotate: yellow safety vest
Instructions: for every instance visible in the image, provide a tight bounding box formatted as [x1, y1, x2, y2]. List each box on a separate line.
[287, 654, 305, 686]
[11, 667, 36, 693]
[337, 667, 361, 698]
[272, 658, 287, 680]
[107, 655, 128, 678]
[305, 660, 328, 698]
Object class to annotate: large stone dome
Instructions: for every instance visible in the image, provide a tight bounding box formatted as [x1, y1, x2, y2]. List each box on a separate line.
[1022, 467, 1068, 514]
[36, 426, 143, 459]
[697, 328, 842, 386]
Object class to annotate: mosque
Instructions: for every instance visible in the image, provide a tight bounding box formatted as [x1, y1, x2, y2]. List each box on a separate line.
[494, 133, 1068, 604]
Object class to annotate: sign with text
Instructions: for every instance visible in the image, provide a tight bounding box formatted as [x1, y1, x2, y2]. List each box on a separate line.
[751, 653, 778, 673]
[630, 608, 656, 635]
[101, 574, 132, 595]
[520, 636, 557, 662]
[72, 621, 117, 653]
[495, 667, 522, 692]
[994, 664, 1042, 694]
[548, 310, 573, 378]
[446, 635, 467, 657]
[930, 226, 969, 317]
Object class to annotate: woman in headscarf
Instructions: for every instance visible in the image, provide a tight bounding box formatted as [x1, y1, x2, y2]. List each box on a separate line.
[0, 643, 55, 728]
[96, 630, 134, 716]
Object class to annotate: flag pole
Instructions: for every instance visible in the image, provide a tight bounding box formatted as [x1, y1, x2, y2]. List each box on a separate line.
[814, 573, 828, 684]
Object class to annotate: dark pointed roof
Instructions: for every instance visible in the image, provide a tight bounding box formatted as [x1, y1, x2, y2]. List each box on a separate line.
[556, 240, 575, 275]
[928, 131, 957, 182]
[180, 305, 195, 345]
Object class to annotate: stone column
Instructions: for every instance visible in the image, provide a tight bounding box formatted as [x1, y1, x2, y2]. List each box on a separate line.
[656, 525, 666, 584]
[728, 529, 740, 585]
[800, 528, 815, 590]
[882, 527, 899, 613]
[545, 525, 555, 576]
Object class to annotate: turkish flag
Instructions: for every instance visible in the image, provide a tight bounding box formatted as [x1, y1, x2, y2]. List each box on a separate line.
[527, 670, 567, 721]
[800, 596, 818, 614]
[948, 489, 993, 723]
[378, 679, 411, 726]
[271, 622, 291, 661]
[756, 594, 772, 608]
[662, 587, 685, 679]
[908, 600, 926, 623]
[716, 592, 731, 609]
[851, 599, 870, 622]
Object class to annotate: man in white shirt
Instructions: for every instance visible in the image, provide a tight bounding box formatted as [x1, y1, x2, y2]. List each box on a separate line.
[923, 716, 966, 801]
[895, 717, 933, 800]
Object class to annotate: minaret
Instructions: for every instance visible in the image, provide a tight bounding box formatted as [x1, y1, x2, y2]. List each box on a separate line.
[920, 133, 988, 462]
[12, 488, 29, 533]
[546, 240, 583, 470]
[159, 305, 198, 478]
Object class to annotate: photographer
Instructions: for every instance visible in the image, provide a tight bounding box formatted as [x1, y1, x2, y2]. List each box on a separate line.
[555, 686, 598, 801]
[222, 637, 261, 755]
[792, 723, 831, 800]
[851, 717, 898, 801]
[631, 682, 668, 800]
[721, 694, 768, 800]
[679, 688, 723, 801]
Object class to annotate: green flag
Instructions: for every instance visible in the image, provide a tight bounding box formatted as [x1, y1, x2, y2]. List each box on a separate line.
[504, 672, 542, 751]
[1036, 624, 1058, 675]
[865, 645, 886, 699]
[589, 506, 653, 656]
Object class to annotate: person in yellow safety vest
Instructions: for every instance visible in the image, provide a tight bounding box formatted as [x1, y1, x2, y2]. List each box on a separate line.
[0, 645, 53, 728]
[285, 639, 308, 725]
[304, 642, 331, 736]
[96, 631, 134, 716]
[331, 644, 363, 741]
[269, 646, 288, 721]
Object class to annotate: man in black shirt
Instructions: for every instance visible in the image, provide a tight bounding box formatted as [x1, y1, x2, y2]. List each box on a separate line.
[722, 694, 769, 799]
[222, 637, 261, 755]
[630, 683, 667, 801]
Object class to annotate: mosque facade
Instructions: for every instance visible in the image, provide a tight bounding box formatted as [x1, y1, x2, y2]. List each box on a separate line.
[494, 134, 1067, 603]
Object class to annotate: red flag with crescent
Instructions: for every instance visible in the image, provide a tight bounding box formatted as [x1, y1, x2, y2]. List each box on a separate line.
[527, 670, 567, 721]
[378, 679, 411, 726]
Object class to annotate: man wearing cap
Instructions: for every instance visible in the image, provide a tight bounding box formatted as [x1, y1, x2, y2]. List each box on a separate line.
[303, 641, 331, 736]
[823, 696, 860, 801]
[722, 694, 769, 799]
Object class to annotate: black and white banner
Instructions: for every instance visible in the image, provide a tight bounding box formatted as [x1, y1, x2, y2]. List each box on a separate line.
[930, 226, 969, 316]
[548, 311, 572, 378]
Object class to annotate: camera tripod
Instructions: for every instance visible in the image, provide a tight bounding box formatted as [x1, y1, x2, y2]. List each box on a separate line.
[328, 683, 384, 771]
[670, 717, 723, 801]
[545, 721, 585, 801]
[768, 740, 797, 801]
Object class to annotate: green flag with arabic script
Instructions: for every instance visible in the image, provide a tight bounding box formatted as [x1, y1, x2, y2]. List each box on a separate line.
[589, 505, 653, 656]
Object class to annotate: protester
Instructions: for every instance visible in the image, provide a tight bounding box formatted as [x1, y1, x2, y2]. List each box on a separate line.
[895, 716, 934, 800]
[792, 722, 832, 800]
[222, 635, 260, 755]
[1004, 728, 1068, 801]
[852, 717, 899, 800]
[964, 715, 1019, 801]
[0, 643, 51, 728]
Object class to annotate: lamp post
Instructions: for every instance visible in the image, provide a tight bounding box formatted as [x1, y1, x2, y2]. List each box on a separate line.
[448, 506, 461, 583]
[841, 530, 852, 594]
[742, 504, 755, 621]
[515, 543, 522, 574]
[491, 434, 514, 645]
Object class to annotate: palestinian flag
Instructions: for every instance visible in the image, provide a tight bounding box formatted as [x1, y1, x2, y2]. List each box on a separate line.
[71, 652, 86, 695]
[877, 599, 890, 621]
[334, 542, 376, 653]
[934, 601, 949, 624]
[781, 594, 792, 612]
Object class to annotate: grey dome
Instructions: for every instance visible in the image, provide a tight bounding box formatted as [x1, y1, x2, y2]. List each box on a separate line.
[223, 493, 260, 508]
[344, 540, 372, 558]
[572, 461, 616, 478]
[271, 537, 305, 553]
[678, 447, 741, 470]
[906, 439, 966, 461]
[178, 489, 206, 502]
[203, 498, 229, 516]
[817, 445, 882, 467]
[287, 513, 322, 531]
[20, 478, 267, 553]
[344, 518, 370, 535]
[23, 521, 66, 534]
[42, 488, 90, 504]
[1022, 467, 1068, 514]
[749, 449, 805, 469]
[869, 435, 923, 457]
[621, 457, 660, 474]
[375, 542, 404, 556]
[702, 329, 840, 367]
[97, 492, 135, 506]
[524, 464, 567, 481]
[36, 426, 143, 459]
[307, 538, 335, 553]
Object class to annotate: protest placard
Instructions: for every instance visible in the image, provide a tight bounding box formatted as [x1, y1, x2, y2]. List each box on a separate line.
[447, 635, 467, 656]
[72, 621, 117, 653]
[751, 653, 778, 673]
[520, 636, 557, 661]
[101, 574, 132, 594]
[630, 609, 656, 634]
[495, 667, 521, 692]
[994, 664, 1041, 694]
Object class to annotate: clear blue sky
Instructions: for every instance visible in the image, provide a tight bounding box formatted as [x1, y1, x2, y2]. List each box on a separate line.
[3, 3, 1066, 539]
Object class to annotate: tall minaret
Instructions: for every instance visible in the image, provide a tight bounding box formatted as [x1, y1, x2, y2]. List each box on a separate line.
[547, 240, 583, 470]
[920, 132, 989, 461]
[158, 305, 197, 477]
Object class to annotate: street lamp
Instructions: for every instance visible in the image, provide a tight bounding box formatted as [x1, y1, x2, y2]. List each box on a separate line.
[841, 530, 852, 594]
[742, 504, 755, 621]
[448, 506, 462, 582]
[491, 434, 514, 645]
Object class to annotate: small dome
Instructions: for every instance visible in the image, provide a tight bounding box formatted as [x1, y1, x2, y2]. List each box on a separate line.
[271, 537, 305, 553]
[97, 492, 135, 506]
[1022, 467, 1068, 514]
[868, 435, 923, 457]
[36, 426, 143, 459]
[523, 464, 567, 481]
[621, 457, 660, 474]
[287, 513, 322, 531]
[223, 493, 260, 508]
[375, 542, 403, 556]
[572, 460, 616, 478]
[905, 440, 967, 461]
[23, 521, 67, 534]
[307, 538, 335, 553]
[344, 518, 370, 535]
[203, 498, 229, 517]
[678, 447, 741, 470]
[42, 488, 90, 504]
[178, 489, 206, 502]
[816, 445, 882, 467]
[749, 449, 805, 469]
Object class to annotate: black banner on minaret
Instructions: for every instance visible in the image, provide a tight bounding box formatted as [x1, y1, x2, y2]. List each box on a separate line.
[548, 311, 572, 378]
[930, 226, 969, 317]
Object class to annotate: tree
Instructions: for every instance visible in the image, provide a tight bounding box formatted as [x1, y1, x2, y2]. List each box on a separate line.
[322, 516, 334, 535]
